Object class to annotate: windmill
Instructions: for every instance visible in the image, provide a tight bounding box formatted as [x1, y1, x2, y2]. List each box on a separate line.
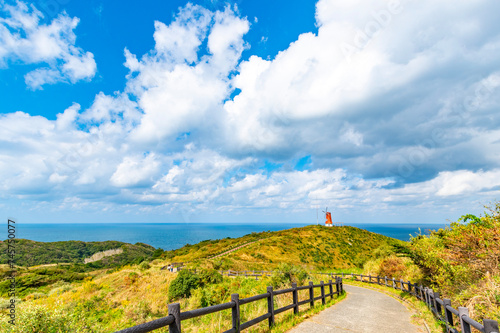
[323, 207, 333, 227]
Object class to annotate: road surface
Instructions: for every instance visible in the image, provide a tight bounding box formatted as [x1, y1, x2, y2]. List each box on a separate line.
[287, 284, 426, 332]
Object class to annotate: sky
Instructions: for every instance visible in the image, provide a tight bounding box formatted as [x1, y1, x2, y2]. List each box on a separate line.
[1, 0, 499, 225]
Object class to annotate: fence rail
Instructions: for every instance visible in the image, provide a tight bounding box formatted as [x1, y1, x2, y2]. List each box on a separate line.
[115, 277, 344, 333]
[341, 273, 500, 333]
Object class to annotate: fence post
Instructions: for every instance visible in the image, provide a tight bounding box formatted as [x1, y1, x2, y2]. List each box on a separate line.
[408, 281, 412, 295]
[424, 288, 430, 308]
[433, 291, 441, 315]
[292, 283, 299, 314]
[377, 275, 380, 285]
[428, 289, 435, 312]
[340, 277, 344, 293]
[392, 277, 396, 289]
[320, 281, 325, 305]
[231, 294, 240, 333]
[385, 276, 388, 287]
[309, 281, 314, 307]
[427, 289, 432, 310]
[419, 285, 424, 300]
[458, 307, 472, 333]
[443, 299, 454, 327]
[483, 319, 500, 333]
[335, 277, 340, 296]
[329, 280, 334, 299]
[368, 274, 371, 283]
[267, 286, 275, 328]
[168, 303, 181, 333]
[400, 279, 404, 292]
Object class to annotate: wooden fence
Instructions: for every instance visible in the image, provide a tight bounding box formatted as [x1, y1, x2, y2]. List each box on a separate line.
[342, 273, 499, 333]
[115, 277, 344, 333]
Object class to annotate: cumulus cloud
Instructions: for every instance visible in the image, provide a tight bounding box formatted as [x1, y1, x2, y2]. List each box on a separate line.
[224, 0, 500, 182]
[125, 4, 249, 145]
[1, 1, 499, 222]
[0, 1, 96, 89]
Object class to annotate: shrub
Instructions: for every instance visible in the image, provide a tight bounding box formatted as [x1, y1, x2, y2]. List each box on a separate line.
[271, 263, 309, 288]
[199, 269, 223, 285]
[139, 262, 150, 270]
[0, 302, 90, 333]
[377, 256, 407, 279]
[168, 270, 201, 300]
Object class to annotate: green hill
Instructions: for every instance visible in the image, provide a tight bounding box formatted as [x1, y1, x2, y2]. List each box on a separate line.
[0, 239, 157, 267]
[0, 224, 402, 332]
[166, 225, 400, 271]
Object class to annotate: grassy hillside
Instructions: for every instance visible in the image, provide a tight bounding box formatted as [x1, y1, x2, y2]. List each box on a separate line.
[0, 239, 158, 267]
[0, 224, 398, 332]
[0, 240, 160, 298]
[362, 202, 500, 323]
[408, 203, 500, 321]
[169, 225, 399, 271]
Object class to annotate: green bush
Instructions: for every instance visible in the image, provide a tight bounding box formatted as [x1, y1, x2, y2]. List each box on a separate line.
[168, 269, 224, 301]
[199, 269, 222, 285]
[168, 270, 201, 300]
[271, 263, 309, 288]
[139, 262, 150, 270]
[0, 302, 91, 333]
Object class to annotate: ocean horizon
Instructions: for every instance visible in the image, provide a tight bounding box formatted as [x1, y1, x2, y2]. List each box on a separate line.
[10, 223, 448, 250]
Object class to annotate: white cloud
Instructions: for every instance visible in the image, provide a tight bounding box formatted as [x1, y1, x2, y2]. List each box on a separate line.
[110, 154, 160, 187]
[0, 1, 96, 89]
[436, 170, 500, 197]
[1, 1, 500, 223]
[124, 4, 249, 145]
[223, 0, 500, 166]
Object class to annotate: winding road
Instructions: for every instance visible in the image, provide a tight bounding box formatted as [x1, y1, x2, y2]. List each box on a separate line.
[288, 285, 426, 332]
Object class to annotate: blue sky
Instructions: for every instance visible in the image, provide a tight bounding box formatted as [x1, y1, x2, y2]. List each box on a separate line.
[1, 0, 499, 224]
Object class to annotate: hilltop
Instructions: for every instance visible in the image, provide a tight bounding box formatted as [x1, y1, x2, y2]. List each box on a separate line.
[165, 224, 399, 271]
[0, 239, 158, 268]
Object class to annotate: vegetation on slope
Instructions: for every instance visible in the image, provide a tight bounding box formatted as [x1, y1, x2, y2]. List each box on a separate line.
[0, 239, 158, 267]
[169, 225, 399, 272]
[0, 262, 344, 332]
[0, 240, 161, 298]
[409, 203, 500, 321]
[0, 224, 390, 332]
[363, 202, 500, 323]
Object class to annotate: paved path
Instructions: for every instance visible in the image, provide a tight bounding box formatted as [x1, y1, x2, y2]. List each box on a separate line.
[288, 285, 426, 333]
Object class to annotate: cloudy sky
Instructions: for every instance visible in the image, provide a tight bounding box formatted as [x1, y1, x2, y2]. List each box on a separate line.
[1, 0, 499, 224]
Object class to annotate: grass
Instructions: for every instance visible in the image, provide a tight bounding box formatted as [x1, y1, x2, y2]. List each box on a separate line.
[0, 264, 346, 332]
[174, 225, 399, 272]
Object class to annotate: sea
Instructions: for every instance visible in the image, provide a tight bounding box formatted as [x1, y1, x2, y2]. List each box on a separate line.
[12, 223, 447, 250]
